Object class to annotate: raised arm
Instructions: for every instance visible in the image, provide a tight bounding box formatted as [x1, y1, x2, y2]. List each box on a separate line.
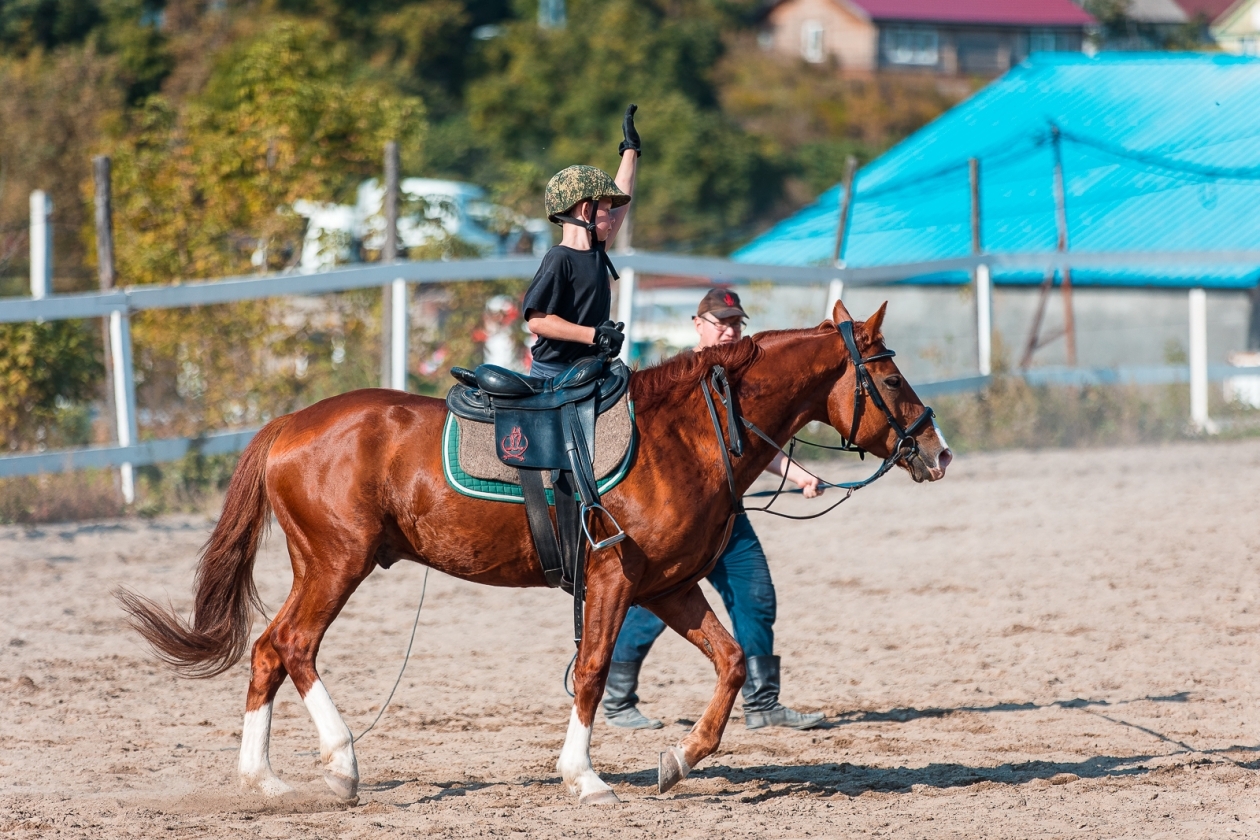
[609, 105, 640, 245]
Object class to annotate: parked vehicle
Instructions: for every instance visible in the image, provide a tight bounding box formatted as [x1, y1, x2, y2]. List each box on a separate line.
[294, 178, 550, 271]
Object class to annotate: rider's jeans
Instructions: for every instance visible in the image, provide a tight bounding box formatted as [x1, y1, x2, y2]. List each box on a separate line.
[527, 357, 569, 379]
[611, 514, 777, 663]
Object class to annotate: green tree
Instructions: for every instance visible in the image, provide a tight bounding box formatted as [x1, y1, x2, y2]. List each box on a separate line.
[0, 320, 101, 450]
[105, 16, 427, 435]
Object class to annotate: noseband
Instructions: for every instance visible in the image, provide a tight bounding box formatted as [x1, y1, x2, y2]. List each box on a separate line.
[701, 319, 935, 521]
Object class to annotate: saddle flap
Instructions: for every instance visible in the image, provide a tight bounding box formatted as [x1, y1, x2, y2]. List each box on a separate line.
[494, 409, 567, 470]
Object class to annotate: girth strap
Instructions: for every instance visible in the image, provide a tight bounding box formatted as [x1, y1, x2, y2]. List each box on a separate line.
[518, 470, 566, 590]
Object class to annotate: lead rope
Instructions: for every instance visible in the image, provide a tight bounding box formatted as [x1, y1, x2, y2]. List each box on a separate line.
[353, 566, 430, 744]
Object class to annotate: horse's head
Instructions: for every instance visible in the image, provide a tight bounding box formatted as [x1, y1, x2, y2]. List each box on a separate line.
[825, 299, 952, 483]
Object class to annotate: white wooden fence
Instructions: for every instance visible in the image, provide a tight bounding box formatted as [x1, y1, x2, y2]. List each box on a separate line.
[3, 248, 1259, 497]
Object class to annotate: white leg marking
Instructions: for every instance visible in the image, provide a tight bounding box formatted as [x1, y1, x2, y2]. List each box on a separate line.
[238, 703, 294, 796]
[556, 705, 618, 804]
[302, 680, 359, 800]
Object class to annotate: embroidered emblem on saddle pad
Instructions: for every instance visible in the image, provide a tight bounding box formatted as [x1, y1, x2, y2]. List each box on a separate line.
[443, 394, 636, 504]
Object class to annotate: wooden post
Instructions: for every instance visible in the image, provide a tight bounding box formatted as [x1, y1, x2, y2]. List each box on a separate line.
[970, 157, 992, 376]
[832, 156, 858, 267]
[93, 156, 120, 461]
[614, 205, 635, 363]
[380, 141, 400, 388]
[1051, 125, 1077, 366]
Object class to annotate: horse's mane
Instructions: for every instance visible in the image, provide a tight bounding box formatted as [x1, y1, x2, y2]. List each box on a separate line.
[629, 337, 763, 416]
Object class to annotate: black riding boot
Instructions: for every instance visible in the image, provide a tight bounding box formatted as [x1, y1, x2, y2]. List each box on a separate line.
[602, 661, 663, 729]
[742, 655, 825, 731]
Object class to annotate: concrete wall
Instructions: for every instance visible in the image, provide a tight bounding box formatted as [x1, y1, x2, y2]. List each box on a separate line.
[631, 283, 1254, 384]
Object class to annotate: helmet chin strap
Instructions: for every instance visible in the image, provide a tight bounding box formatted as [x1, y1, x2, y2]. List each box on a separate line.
[554, 199, 620, 281]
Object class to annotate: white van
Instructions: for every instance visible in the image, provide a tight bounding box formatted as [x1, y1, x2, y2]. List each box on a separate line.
[294, 178, 550, 272]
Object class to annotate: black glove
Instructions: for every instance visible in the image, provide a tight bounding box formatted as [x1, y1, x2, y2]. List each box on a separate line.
[618, 104, 641, 157]
[594, 320, 626, 356]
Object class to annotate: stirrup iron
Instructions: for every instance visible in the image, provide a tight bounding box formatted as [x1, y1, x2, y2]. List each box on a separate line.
[581, 503, 626, 550]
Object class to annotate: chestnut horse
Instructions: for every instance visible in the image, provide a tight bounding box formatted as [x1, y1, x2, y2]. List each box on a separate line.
[119, 299, 950, 805]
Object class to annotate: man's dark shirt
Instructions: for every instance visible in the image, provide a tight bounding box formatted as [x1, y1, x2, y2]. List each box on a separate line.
[522, 245, 610, 366]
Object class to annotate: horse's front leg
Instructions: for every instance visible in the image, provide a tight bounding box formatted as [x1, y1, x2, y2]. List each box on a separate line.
[647, 584, 746, 793]
[557, 558, 635, 805]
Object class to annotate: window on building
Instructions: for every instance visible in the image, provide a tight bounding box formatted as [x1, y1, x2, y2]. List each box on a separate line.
[1029, 29, 1073, 53]
[883, 27, 939, 66]
[801, 21, 825, 63]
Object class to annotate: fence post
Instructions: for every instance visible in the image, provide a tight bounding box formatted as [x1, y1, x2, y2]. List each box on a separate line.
[29, 190, 52, 299]
[390, 277, 408, 390]
[109, 309, 139, 503]
[615, 206, 635, 363]
[970, 158, 992, 376]
[93, 156, 125, 498]
[380, 141, 401, 388]
[1189, 287, 1214, 433]
[826, 278, 844, 318]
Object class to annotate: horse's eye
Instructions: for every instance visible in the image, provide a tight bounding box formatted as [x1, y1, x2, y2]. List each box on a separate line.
[884, 375, 902, 389]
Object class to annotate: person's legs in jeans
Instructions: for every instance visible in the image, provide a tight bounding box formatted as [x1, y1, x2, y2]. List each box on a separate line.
[602, 605, 667, 728]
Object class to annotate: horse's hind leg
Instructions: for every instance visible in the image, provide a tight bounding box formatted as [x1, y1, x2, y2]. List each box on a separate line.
[647, 584, 746, 793]
[252, 537, 373, 801]
[238, 619, 293, 796]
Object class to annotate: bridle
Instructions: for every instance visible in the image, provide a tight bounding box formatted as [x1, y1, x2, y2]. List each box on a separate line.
[701, 318, 936, 521]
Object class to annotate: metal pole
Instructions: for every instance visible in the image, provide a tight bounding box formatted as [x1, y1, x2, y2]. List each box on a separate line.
[832, 156, 858, 267]
[1189, 287, 1213, 433]
[1051, 125, 1077, 366]
[390, 278, 408, 390]
[29, 190, 51, 299]
[93, 156, 121, 473]
[615, 206, 635, 363]
[380, 141, 399, 388]
[826, 278, 844, 319]
[109, 310, 139, 503]
[970, 158, 992, 376]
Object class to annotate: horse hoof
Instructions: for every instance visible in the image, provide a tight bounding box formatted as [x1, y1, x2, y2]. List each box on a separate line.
[579, 788, 621, 806]
[657, 746, 691, 794]
[323, 769, 359, 801]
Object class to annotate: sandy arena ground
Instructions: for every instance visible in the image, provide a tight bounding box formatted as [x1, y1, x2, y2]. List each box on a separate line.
[3, 439, 1260, 837]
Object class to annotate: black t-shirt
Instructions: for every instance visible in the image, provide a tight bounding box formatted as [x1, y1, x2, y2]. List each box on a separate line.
[522, 245, 611, 365]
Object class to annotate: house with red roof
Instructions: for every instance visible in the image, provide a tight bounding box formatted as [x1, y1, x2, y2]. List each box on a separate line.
[759, 0, 1094, 74]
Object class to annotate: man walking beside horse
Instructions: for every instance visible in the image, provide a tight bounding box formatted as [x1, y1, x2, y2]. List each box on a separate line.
[601, 288, 826, 732]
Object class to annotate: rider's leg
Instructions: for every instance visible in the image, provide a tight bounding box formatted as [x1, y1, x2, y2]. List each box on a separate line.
[602, 606, 666, 729]
[706, 515, 824, 731]
[647, 584, 746, 793]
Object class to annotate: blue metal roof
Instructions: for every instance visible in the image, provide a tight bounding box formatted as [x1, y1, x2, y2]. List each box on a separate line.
[733, 52, 1260, 289]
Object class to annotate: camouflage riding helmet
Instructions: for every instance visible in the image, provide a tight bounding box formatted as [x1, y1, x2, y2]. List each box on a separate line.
[545, 165, 631, 225]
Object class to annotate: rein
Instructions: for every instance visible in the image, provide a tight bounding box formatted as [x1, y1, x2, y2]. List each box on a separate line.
[702, 319, 935, 521]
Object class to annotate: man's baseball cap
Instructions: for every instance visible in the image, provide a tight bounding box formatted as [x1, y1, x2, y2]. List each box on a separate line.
[697, 288, 747, 320]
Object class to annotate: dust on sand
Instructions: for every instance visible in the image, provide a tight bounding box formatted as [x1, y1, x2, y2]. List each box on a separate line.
[3, 440, 1260, 838]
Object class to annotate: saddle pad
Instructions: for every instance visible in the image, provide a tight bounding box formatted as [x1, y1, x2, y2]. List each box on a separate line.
[443, 395, 636, 504]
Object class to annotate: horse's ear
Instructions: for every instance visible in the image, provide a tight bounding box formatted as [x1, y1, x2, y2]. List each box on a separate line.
[862, 301, 888, 342]
[831, 298, 853, 325]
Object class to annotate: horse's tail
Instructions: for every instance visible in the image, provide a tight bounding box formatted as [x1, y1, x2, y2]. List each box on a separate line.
[116, 415, 291, 678]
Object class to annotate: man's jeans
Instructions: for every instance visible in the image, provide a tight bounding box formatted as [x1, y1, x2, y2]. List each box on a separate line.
[611, 514, 776, 663]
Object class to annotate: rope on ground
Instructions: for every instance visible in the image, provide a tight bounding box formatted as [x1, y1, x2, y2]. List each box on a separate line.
[354, 566, 430, 744]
